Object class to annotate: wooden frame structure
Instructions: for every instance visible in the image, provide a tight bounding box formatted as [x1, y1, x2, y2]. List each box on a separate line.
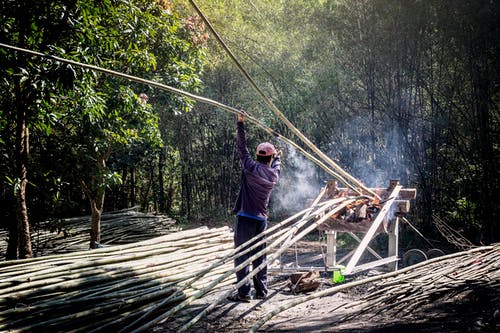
[273, 180, 416, 275]
[322, 180, 416, 275]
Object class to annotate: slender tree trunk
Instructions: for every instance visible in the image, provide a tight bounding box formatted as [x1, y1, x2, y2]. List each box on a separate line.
[181, 168, 191, 220]
[141, 160, 153, 211]
[15, 87, 32, 259]
[473, 67, 497, 244]
[130, 166, 136, 207]
[121, 167, 128, 208]
[158, 148, 166, 212]
[80, 157, 106, 248]
[89, 192, 104, 245]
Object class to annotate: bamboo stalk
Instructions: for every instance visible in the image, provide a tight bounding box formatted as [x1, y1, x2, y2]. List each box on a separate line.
[126, 198, 351, 333]
[0, 225, 238, 331]
[0, 226, 220, 271]
[188, 0, 379, 199]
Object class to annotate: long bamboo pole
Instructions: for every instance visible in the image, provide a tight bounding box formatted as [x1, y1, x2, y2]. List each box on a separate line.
[0, 228, 237, 331]
[119, 199, 345, 332]
[0, 226, 219, 270]
[0, 42, 362, 195]
[177, 199, 359, 332]
[188, 0, 379, 199]
[128, 198, 354, 333]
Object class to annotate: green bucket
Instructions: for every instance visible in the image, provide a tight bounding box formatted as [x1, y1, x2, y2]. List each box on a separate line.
[332, 265, 345, 284]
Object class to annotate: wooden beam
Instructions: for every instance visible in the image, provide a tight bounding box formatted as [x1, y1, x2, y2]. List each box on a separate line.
[349, 256, 399, 274]
[387, 217, 400, 271]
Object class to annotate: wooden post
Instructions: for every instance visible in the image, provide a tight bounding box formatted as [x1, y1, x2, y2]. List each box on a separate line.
[387, 216, 399, 271]
[325, 231, 337, 268]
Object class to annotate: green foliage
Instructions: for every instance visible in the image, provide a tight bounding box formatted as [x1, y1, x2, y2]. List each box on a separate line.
[176, 0, 499, 243]
[447, 197, 479, 229]
[0, 0, 206, 232]
[0, 0, 497, 246]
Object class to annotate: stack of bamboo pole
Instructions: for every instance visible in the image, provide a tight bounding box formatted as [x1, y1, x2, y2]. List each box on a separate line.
[0, 193, 362, 332]
[0, 226, 234, 332]
[0, 208, 177, 257]
[339, 244, 500, 321]
[169, 195, 360, 332]
[249, 245, 499, 332]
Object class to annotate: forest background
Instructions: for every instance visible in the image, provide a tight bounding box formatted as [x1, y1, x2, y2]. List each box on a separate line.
[0, 0, 498, 260]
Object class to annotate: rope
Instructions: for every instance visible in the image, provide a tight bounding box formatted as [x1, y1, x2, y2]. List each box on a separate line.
[0, 42, 360, 193]
[189, 0, 379, 199]
[401, 217, 435, 248]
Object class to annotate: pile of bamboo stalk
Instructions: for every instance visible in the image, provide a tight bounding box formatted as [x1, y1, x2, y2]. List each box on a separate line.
[249, 244, 499, 332]
[0, 193, 361, 332]
[167, 194, 361, 332]
[0, 208, 177, 257]
[0, 226, 234, 332]
[339, 244, 500, 322]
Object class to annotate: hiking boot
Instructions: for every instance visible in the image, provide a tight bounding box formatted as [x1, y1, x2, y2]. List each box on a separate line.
[227, 293, 251, 303]
[255, 293, 267, 300]
[89, 241, 104, 249]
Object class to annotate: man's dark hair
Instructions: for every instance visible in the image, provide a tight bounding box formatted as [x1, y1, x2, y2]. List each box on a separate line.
[257, 155, 272, 165]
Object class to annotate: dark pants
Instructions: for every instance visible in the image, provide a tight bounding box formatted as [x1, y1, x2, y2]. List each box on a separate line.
[234, 215, 268, 297]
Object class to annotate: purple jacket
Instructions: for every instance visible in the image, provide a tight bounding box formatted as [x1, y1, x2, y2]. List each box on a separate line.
[232, 121, 281, 220]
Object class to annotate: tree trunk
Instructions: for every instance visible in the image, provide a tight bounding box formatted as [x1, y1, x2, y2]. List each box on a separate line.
[158, 148, 166, 212]
[80, 157, 106, 248]
[130, 166, 136, 207]
[141, 160, 153, 211]
[89, 192, 104, 246]
[15, 88, 32, 259]
[120, 167, 128, 208]
[473, 66, 497, 244]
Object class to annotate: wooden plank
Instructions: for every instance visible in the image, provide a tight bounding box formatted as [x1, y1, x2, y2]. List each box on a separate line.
[387, 217, 400, 271]
[348, 232, 382, 260]
[325, 231, 337, 267]
[349, 256, 399, 274]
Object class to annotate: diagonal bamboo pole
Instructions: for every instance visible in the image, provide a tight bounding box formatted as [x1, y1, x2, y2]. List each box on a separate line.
[188, 0, 379, 199]
[120, 198, 346, 332]
[0, 42, 361, 195]
[344, 185, 402, 274]
[129, 198, 354, 333]
[177, 199, 359, 332]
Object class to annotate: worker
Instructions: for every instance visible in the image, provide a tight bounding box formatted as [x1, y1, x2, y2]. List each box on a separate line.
[228, 111, 281, 302]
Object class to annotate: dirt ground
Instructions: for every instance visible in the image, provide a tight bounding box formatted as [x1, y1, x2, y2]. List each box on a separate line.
[152, 271, 483, 333]
[151, 240, 497, 333]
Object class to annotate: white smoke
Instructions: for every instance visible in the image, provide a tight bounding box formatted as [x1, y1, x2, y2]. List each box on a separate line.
[324, 115, 412, 189]
[272, 143, 321, 214]
[270, 116, 412, 217]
